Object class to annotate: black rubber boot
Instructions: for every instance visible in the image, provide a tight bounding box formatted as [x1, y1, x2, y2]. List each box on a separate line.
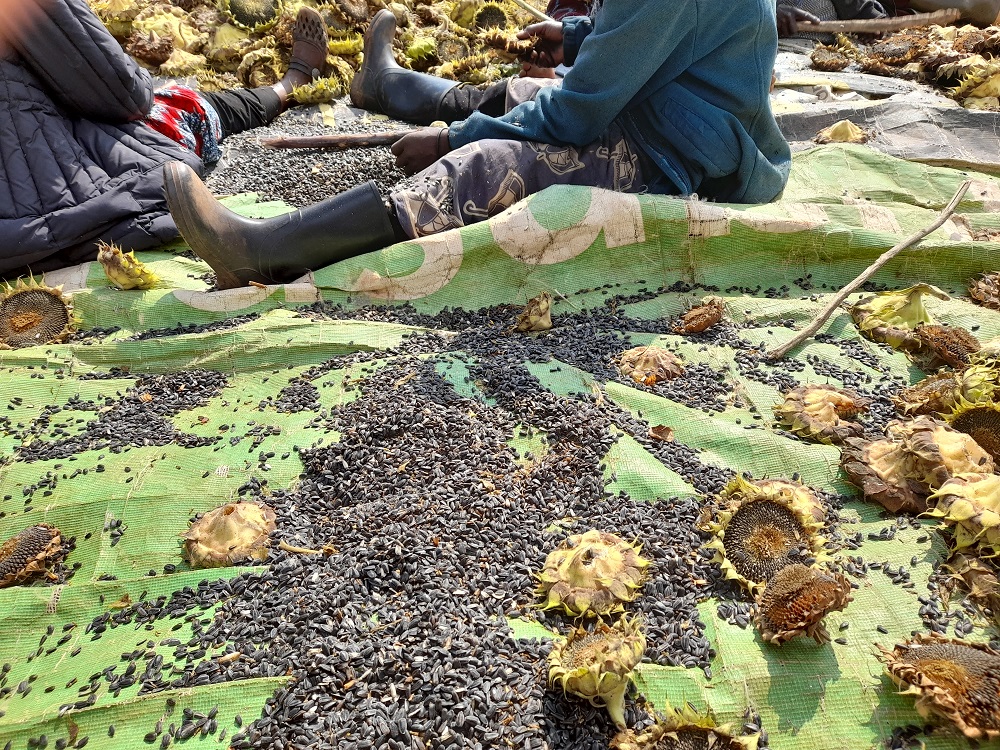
[163, 162, 400, 290]
[350, 9, 459, 124]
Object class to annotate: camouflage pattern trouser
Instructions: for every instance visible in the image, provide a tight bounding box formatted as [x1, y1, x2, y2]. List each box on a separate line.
[389, 78, 658, 239]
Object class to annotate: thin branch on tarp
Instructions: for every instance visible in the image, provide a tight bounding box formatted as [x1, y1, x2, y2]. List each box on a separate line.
[766, 178, 972, 360]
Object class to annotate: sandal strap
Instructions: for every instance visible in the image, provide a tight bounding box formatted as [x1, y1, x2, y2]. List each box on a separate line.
[287, 59, 322, 80]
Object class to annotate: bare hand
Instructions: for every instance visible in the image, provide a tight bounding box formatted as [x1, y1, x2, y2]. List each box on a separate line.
[391, 127, 451, 176]
[776, 6, 821, 37]
[519, 62, 558, 78]
[517, 20, 564, 69]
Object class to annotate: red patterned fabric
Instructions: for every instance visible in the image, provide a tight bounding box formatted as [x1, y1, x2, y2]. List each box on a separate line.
[145, 84, 223, 163]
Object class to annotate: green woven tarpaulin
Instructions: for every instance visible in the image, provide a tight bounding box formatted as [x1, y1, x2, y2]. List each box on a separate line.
[1, 144, 999, 750]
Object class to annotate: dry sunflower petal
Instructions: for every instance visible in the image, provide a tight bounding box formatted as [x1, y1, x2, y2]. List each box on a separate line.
[753, 563, 852, 644]
[969, 271, 1000, 310]
[773, 384, 871, 444]
[878, 633, 1000, 739]
[536, 530, 650, 618]
[548, 616, 646, 729]
[848, 283, 950, 351]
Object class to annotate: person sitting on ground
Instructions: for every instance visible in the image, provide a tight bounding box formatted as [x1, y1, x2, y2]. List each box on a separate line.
[776, 0, 887, 39]
[162, 0, 792, 292]
[0, 0, 328, 278]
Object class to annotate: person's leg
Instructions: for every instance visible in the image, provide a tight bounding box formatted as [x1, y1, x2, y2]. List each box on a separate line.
[390, 123, 661, 238]
[200, 88, 282, 137]
[162, 163, 402, 290]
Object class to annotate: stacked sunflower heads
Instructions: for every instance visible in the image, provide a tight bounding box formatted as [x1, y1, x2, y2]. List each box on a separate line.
[841, 417, 994, 514]
[548, 616, 646, 729]
[847, 283, 950, 352]
[536, 530, 650, 618]
[878, 633, 1000, 739]
[182, 502, 277, 568]
[773, 384, 871, 444]
[97, 241, 160, 290]
[926, 473, 1000, 557]
[752, 563, 852, 644]
[0, 524, 63, 588]
[617, 346, 685, 386]
[702, 476, 827, 595]
[0, 278, 76, 349]
[610, 703, 759, 750]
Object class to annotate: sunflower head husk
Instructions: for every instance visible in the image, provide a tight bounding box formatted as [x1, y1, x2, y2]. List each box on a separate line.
[969, 271, 1000, 310]
[548, 616, 646, 729]
[0, 278, 75, 349]
[97, 241, 160, 290]
[673, 296, 725, 334]
[753, 563, 852, 644]
[773, 384, 871, 444]
[946, 399, 1000, 462]
[536, 530, 650, 618]
[848, 283, 950, 351]
[0, 524, 63, 588]
[878, 633, 1000, 739]
[610, 703, 758, 750]
[617, 346, 685, 386]
[221, 0, 283, 33]
[181, 502, 277, 568]
[914, 323, 981, 370]
[702, 476, 828, 594]
[514, 292, 552, 333]
[841, 417, 995, 514]
[926, 473, 1000, 558]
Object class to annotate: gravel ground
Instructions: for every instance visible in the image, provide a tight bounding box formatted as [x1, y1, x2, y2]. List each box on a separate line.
[205, 99, 411, 206]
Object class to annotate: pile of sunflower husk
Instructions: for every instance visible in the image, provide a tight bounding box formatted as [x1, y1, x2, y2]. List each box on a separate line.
[87, 0, 544, 101]
[809, 24, 1000, 110]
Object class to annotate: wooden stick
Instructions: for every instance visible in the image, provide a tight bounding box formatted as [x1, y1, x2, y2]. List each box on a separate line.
[797, 7, 960, 33]
[766, 179, 971, 360]
[509, 0, 553, 21]
[261, 132, 407, 150]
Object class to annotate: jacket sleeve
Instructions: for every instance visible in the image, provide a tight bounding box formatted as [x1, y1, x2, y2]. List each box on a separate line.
[7, 0, 153, 122]
[448, 0, 698, 149]
[831, 0, 887, 19]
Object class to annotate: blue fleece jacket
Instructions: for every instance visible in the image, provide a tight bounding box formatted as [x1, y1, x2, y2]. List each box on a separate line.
[447, 0, 791, 204]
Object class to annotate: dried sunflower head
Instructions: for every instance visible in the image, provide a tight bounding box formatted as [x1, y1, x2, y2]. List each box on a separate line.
[0, 278, 75, 349]
[926, 473, 1000, 558]
[97, 241, 160, 290]
[773, 384, 871, 444]
[673, 296, 725, 334]
[878, 633, 1000, 739]
[514, 292, 552, 333]
[753, 563, 852, 644]
[892, 372, 960, 416]
[969, 271, 1000, 310]
[0, 524, 63, 588]
[842, 417, 995, 514]
[125, 29, 174, 66]
[181, 502, 276, 568]
[616, 346, 685, 386]
[848, 283, 950, 351]
[536, 530, 650, 618]
[474, 0, 509, 29]
[914, 323, 981, 370]
[702, 476, 827, 594]
[811, 44, 851, 71]
[947, 400, 1000, 461]
[548, 616, 646, 729]
[222, 0, 283, 32]
[610, 703, 758, 750]
[237, 45, 286, 87]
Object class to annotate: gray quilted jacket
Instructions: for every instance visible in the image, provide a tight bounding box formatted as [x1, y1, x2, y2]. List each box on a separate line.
[0, 0, 202, 277]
